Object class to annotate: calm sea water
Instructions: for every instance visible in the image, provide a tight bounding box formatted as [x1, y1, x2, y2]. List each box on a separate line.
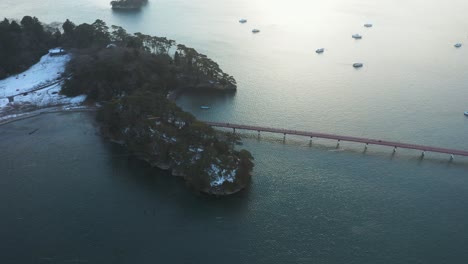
[1, 0, 468, 263]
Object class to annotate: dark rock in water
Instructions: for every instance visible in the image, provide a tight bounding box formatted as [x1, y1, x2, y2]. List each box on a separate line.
[110, 0, 148, 10]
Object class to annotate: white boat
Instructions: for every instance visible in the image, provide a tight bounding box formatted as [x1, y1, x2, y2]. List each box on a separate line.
[252, 29, 260, 33]
[353, 63, 364, 68]
[464, 111, 468, 116]
[200, 106, 210, 110]
[455, 43, 462, 48]
[364, 23, 373, 28]
[352, 34, 362, 39]
[239, 19, 247, 23]
[316, 48, 325, 54]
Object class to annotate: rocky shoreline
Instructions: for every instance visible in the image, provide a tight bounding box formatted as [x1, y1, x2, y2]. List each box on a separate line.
[102, 129, 248, 196]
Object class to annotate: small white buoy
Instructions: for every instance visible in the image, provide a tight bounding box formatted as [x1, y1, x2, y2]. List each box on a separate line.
[252, 29, 260, 33]
[239, 19, 247, 23]
[316, 48, 324, 54]
[352, 34, 362, 39]
[455, 43, 462, 48]
[353, 63, 364, 68]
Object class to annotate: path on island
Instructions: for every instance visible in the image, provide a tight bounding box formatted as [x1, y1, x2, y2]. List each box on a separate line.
[0, 78, 66, 101]
[0, 106, 97, 127]
[204, 121, 468, 158]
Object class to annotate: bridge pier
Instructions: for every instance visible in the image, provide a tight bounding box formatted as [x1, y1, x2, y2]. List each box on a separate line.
[309, 136, 313, 146]
[365, 143, 368, 150]
[283, 133, 286, 142]
[257, 130, 260, 139]
[421, 151, 425, 158]
[393, 146, 397, 153]
[233, 128, 236, 134]
[450, 154, 454, 161]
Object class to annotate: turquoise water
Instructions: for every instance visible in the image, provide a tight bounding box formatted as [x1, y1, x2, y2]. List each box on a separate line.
[1, 0, 468, 263]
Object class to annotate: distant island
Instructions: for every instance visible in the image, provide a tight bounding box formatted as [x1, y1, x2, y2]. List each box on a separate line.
[0, 16, 253, 196]
[110, 0, 148, 10]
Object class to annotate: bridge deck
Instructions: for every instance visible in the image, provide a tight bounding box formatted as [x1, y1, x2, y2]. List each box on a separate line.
[204, 121, 468, 157]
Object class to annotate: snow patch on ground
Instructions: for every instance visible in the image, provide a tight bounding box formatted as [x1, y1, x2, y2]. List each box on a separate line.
[208, 163, 237, 187]
[13, 83, 86, 106]
[0, 98, 9, 107]
[0, 49, 86, 113]
[0, 49, 70, 98]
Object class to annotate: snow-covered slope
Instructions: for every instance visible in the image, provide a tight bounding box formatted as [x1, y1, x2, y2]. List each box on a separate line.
[0, 49, 70, 98]
[0, 48, 86, 112]
[13, 83, 86, 106]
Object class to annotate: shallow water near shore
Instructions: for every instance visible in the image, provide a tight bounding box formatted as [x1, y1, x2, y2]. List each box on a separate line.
[1, 0, 468, 263]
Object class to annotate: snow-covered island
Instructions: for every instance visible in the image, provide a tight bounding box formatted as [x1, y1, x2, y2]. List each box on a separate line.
[0, 17, 253, 196]
[0, 48, 87, 121]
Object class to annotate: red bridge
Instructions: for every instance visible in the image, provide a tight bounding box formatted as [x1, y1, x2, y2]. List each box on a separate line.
[204, 121, 468, 158]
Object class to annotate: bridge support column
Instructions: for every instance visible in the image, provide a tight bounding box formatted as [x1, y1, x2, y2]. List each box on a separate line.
[283, 133, 286, 142]
[393, 147, 397, 153]
[257, 130, 260, 139]
[309, 136, 313, 146]
[450, 154, 454, 161]
[233, 128, 236, 134]
[365, 143, 368, 150]
[421, 151, 425, 158]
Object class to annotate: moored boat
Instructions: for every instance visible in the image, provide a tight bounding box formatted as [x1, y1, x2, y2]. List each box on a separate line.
[239, 19, 247, 23]
[252, 29, 260, 33]
[464, 111, 468, 116]
[364, 23, 373, 28]
[353, 63, 364, 68]
[316, 48, 325, 54]
[455, 43, 462, 48]
[200, 106, 210, 110]
[352, 34, 362, 39]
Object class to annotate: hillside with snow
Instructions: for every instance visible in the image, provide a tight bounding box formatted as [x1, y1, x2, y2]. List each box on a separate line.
[0, 48, 86, 112]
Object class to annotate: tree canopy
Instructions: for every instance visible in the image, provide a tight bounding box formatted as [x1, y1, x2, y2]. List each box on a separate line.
[0, 16, 55, 79]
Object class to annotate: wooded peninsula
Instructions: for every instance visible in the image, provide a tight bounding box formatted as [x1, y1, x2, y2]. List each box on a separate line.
[0, 16, 253, 195]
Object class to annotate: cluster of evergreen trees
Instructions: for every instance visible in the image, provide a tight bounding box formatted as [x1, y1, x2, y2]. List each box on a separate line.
[62, 47, 175, 101]
[0, 16, 57, 79]
[0, 16, 236, 90]
[97, 91, 253, 194]
[59, 19, 236, 93]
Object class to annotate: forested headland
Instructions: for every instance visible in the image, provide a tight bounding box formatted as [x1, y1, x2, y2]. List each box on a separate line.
[0, 16, 253, 195]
